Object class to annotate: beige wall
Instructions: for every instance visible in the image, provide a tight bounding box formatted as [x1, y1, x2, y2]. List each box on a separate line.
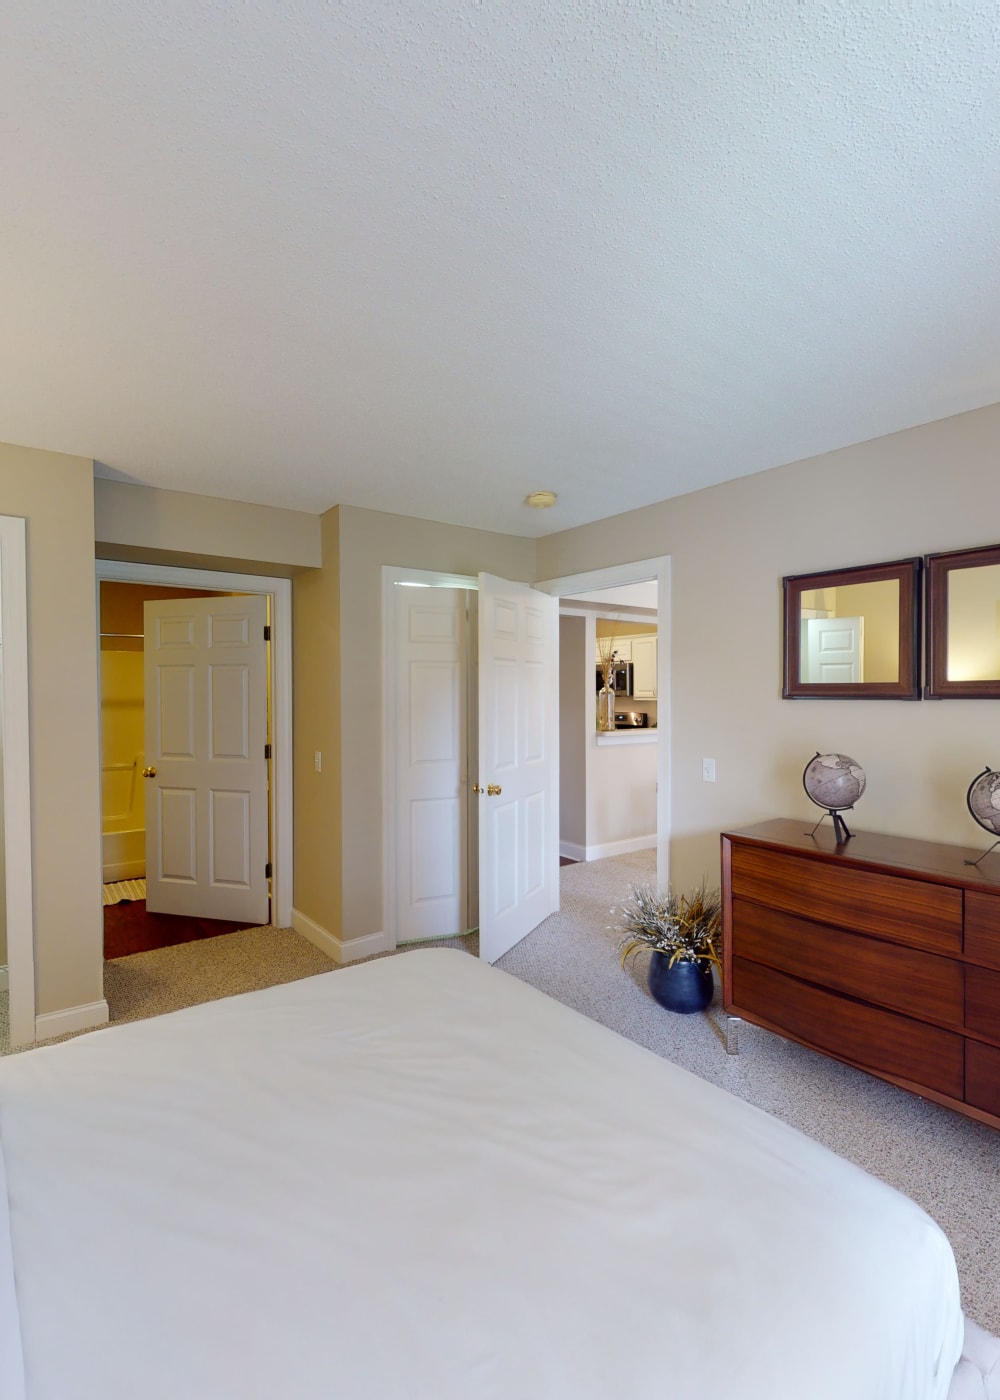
[292, 508, 343, 937]
[588, 738, 657, 847]
[559, 615, 587, 849]
[292, 505, 535, 946]
[0, 443, 103, 1014]
[95, 479, 322, 575]
[537, 402, 1000, 891]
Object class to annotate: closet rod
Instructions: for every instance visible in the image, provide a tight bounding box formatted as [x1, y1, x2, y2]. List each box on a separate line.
[100, 631, 143, 639]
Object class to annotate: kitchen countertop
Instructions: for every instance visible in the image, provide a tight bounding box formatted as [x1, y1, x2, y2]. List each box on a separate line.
[596, 730, 657, 746]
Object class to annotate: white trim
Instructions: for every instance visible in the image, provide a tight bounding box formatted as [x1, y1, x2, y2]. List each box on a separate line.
[535, 555, 671, 895]
[582, 834, 657, 861]
[1, 516, 36, 1048]
[559, 601, 654, 626]
[0, 967, 8, 993]
[102, 858, 146, 883]
[559, 841, 586, 863]
[95, 560, 293, 928]
[291, 907, 387, 965]
[381, 565, 477, 954]
[35, 998, 109, 1041]
[595, 731, 657, 746]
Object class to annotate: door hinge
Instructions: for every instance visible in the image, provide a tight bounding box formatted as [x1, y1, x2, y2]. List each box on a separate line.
[265, 862, 273, 879]
[264, 742, 272, 759]
[264, 624, 271, 640]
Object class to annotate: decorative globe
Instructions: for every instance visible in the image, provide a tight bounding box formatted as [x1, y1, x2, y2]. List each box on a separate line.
[803, 752, 867, 813]
[967, 767, 1000, 838]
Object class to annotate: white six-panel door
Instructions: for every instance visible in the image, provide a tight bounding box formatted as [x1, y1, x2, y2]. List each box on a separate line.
[477, 573, 558, 963]
[394, 586, 471, 940]
[804, 615, 864, 684]
[144, 595, 270, 923]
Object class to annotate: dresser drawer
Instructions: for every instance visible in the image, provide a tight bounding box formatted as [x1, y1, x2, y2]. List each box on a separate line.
[731, 898, 964, 1028]
[966, 1040, 1000, 1119]
[731, 955, 965, 1098]
[730, 845, 963, 956]
[966, 965, 1000, 1041]
[966, 892, 1000, 970]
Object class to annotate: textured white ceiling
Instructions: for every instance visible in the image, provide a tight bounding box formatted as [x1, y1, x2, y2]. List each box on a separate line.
[2, 2, 999, 537]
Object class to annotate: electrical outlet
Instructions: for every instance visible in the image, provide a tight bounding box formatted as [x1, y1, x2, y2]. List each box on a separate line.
[314, 751, 322, 773]
[702, 757, 716, 783]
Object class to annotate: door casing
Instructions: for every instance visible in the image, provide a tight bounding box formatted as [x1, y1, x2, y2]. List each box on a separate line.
[95, 561, 293, 929]
[1, 517, 35, 1047]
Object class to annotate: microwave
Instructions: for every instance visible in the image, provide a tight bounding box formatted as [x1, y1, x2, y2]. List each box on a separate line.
[595, 662, 633, 696]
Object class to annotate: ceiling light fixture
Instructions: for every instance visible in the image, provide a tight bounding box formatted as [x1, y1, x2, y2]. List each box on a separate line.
[526, 490, 557, 509]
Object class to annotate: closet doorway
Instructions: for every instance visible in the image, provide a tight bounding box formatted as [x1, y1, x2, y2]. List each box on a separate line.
[96, 561, 293, 958]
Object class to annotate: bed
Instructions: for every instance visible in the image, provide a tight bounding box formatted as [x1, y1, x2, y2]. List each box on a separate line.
[0, 948, 995, 1399]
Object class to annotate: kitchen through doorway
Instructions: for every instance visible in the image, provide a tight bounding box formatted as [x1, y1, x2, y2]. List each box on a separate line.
[535, 556, 670, 893]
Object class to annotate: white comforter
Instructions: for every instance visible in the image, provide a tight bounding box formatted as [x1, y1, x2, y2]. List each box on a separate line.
[0, 949, 964, 1399]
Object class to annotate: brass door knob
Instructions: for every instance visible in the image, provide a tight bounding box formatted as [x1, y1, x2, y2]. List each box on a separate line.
[487, 783, 502, 796]
[472, 784, 483, 794]
[142, 766, 157, 778]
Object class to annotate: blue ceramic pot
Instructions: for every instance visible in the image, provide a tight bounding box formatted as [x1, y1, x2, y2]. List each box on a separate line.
[647, 952, 714, 1013]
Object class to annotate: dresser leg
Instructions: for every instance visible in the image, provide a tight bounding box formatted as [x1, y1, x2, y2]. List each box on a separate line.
[725, 1016, 741, 1056]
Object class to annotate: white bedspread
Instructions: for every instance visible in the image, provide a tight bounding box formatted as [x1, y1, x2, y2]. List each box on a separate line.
[0, 949, 964, 1399]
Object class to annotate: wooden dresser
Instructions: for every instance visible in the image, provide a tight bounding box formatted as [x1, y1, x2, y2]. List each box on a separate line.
[721, 819, 1000, 1130]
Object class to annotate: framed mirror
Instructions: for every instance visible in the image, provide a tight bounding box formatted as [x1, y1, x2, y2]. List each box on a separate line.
[782, 557, 922, 700]
[925, 542, 1000, 698]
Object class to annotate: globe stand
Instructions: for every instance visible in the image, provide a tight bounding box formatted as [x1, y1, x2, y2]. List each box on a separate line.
[802, 754, 865, 847]
[964, 839, 1000, 868]
[806, 808, 854, 843]
[965, 768, 1000, 867]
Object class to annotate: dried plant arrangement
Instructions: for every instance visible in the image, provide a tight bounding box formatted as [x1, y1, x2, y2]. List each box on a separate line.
[617, 882, 722, 970]
[596, 631, 619, 691]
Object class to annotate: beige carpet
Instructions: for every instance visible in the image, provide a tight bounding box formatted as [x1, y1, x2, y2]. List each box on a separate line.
[102, 923, 338, 1024]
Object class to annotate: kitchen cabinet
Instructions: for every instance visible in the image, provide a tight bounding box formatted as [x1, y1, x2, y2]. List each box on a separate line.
[596, 639, 631, 662]
[631, 635, 657, 698]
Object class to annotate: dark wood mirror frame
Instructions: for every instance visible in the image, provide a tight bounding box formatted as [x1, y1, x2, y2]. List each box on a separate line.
[782, 557, 922, 700]
[925, 542, 1000, 698]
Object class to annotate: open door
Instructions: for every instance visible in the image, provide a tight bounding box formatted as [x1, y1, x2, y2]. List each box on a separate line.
[477, 573, 559, 962]
[143, 595, 270, 924]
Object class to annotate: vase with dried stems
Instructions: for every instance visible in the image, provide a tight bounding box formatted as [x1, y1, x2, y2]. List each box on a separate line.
[596, 631, 618, 732]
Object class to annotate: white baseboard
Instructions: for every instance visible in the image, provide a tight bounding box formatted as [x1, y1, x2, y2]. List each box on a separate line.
[584, 834, 657, 862]
[0, 966, 8, 992]
[35, 998, 110, 1041]
[560, 840, 587, 862]
[291, 908, 387, 965]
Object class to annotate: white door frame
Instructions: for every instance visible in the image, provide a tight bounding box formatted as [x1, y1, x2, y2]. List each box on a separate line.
[534, 555, 671, 892]
[381, 565, 477, 952]
[95, 561, 293, 928]
[1, 517, 36, 1047]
